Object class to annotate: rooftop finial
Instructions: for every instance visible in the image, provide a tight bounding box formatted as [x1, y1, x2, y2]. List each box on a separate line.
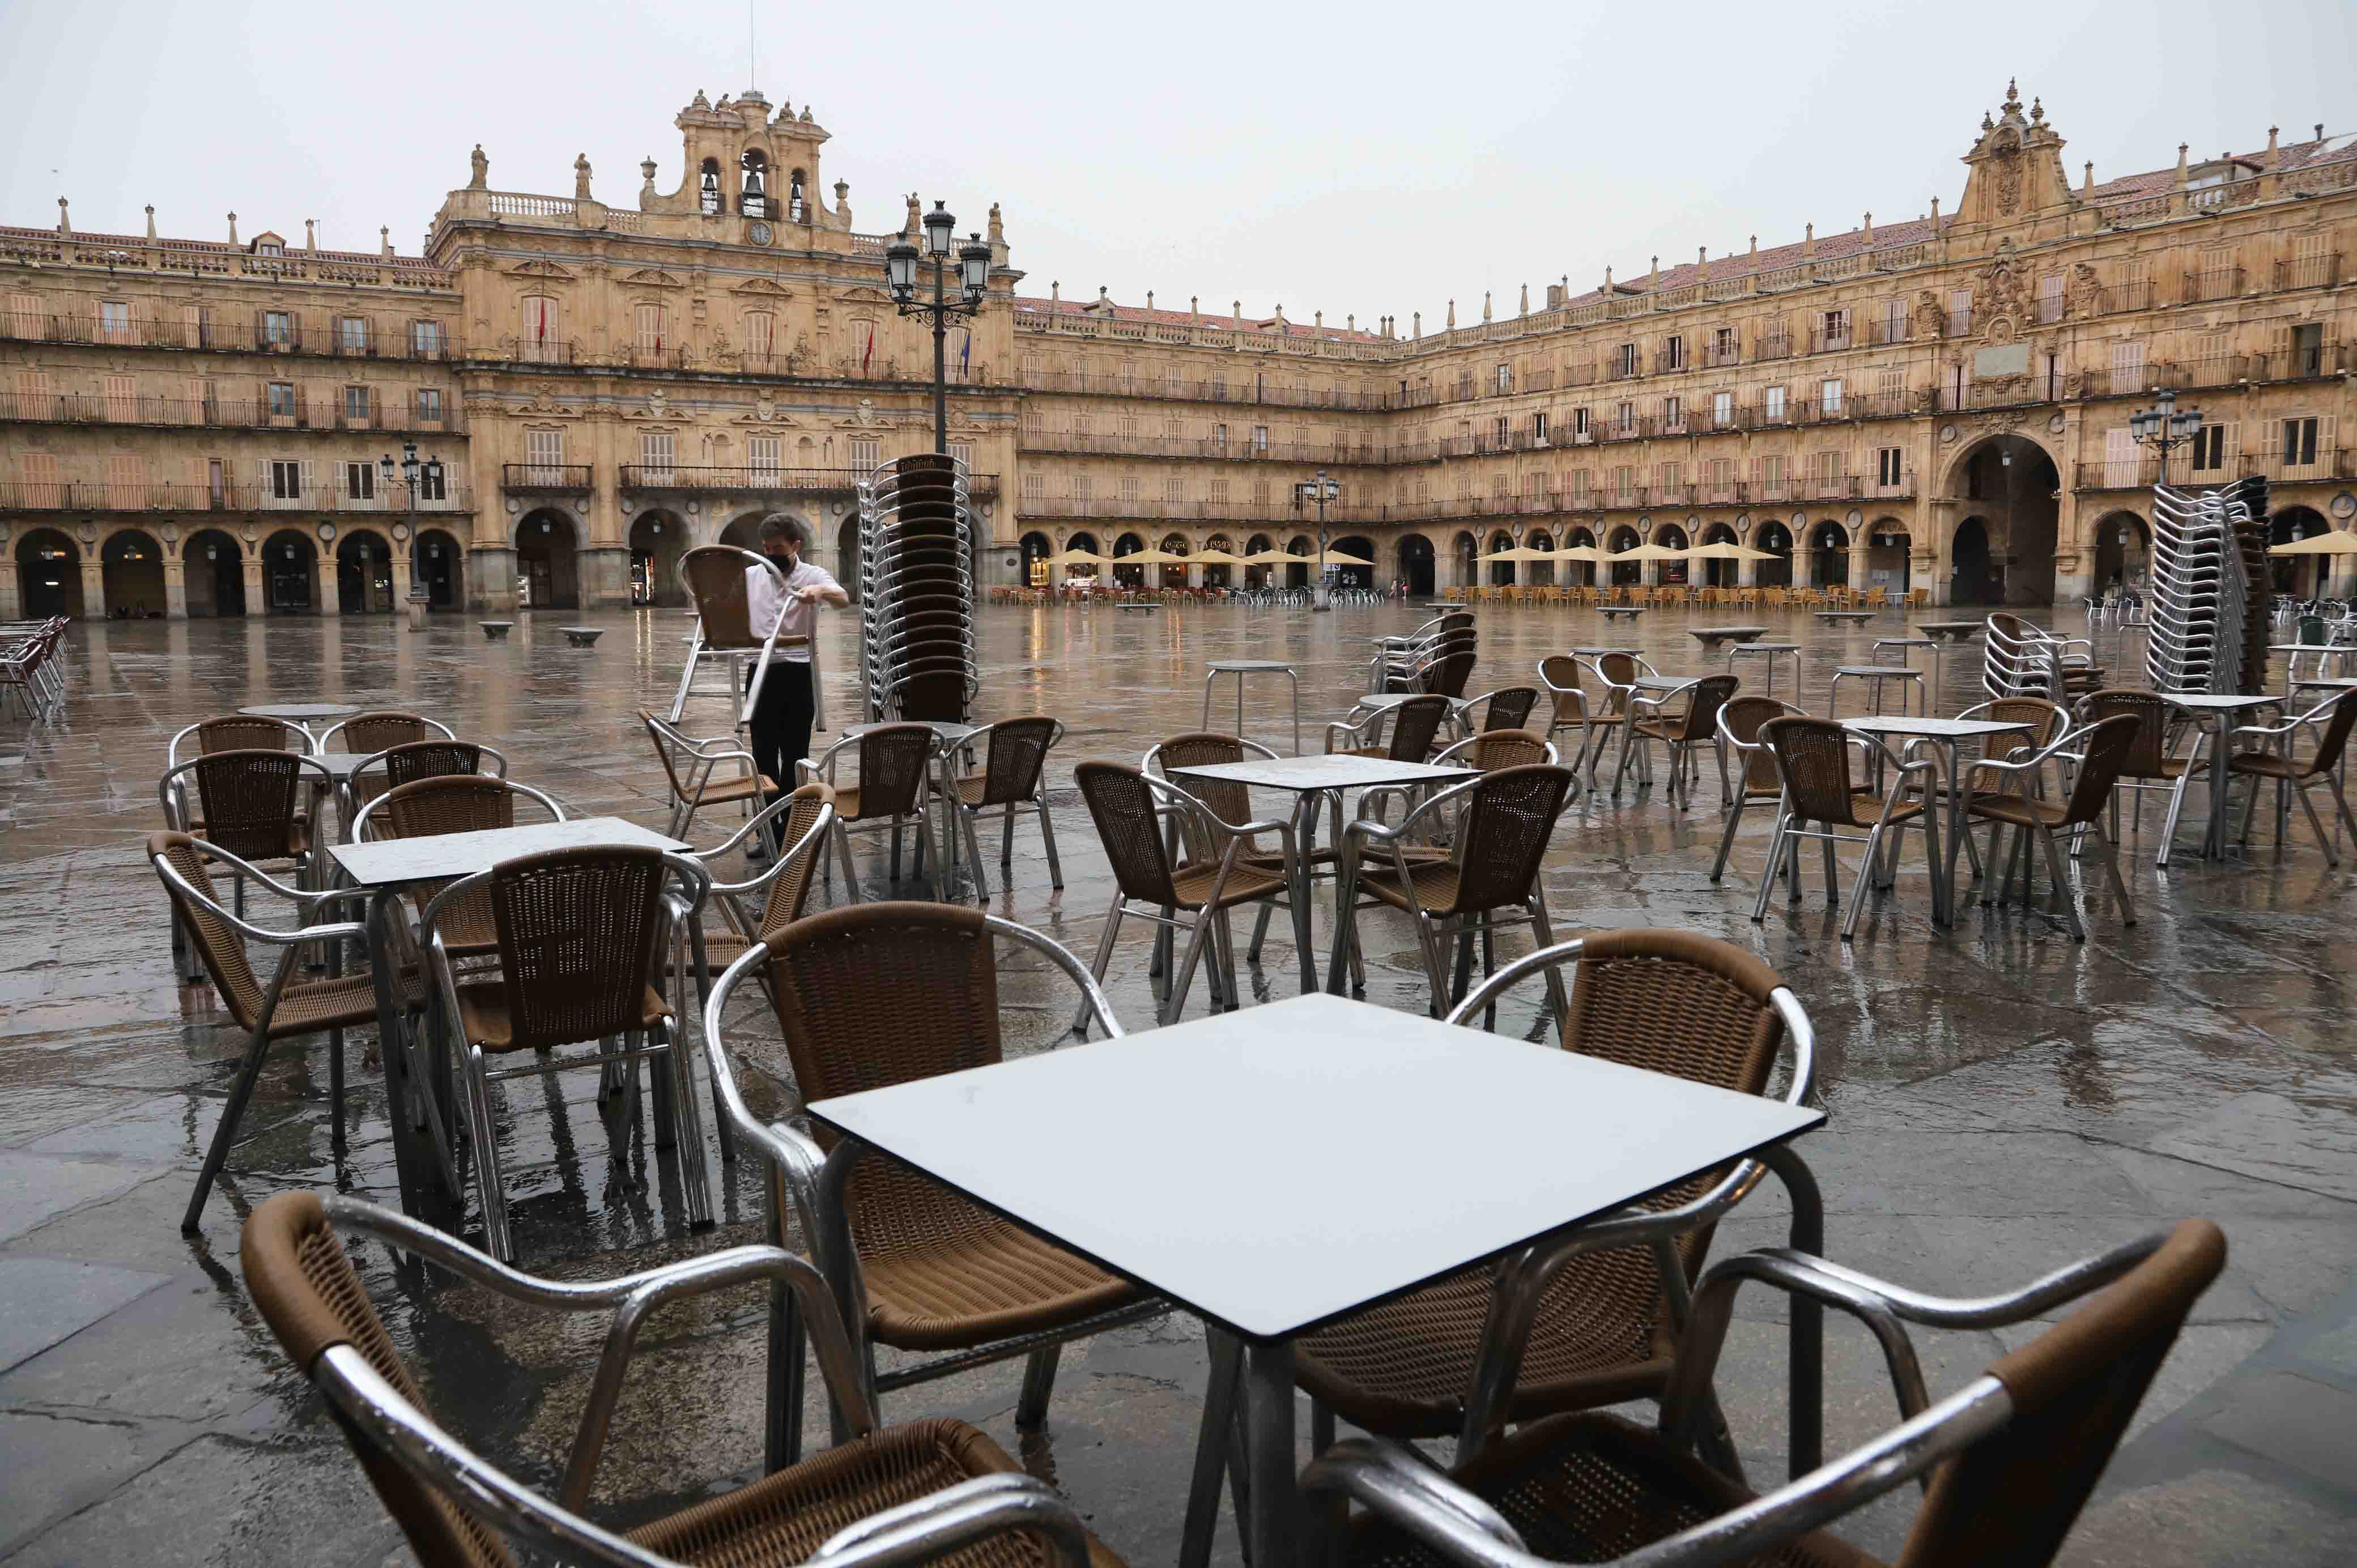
[56, 195, 69, 235]
[144, 204, 155, 239]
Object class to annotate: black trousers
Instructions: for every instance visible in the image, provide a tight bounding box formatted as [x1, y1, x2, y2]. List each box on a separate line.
[746, 660, 816, 799]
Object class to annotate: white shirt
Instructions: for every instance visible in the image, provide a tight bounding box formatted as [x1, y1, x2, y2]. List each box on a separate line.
[744, 557, 840, 663]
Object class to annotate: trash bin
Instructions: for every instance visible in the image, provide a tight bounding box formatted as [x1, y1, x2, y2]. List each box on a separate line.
[407, 585, 430, 633]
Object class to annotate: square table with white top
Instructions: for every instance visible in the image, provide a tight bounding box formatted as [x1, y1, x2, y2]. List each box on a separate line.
[805, 992, 1825, 1568]
[329, 816, 690, 1217]
[1843, 715, 2033, 924]
[2154, 692, 2281, 862]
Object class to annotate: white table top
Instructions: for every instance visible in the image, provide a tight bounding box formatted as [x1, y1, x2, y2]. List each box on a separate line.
[240, 702, 361, 721]
[1915, 621, 1985, 634]
[1844, 715, 2030, 739]
[1691, 626, 1769, 638]
[330, 816, 687, 889]
[1598, 606, 1649, 615]
[807, 993, 1822, 1342]
[1633, 675, 1697, 692]
[1208, 661, 1298, 673]
[1730, 642, 1801, 654]
[839, 720, 977, 743]
[2158, 693, 2278, 711]
[1172, 755, 1472, 792]
[1814, 610, 1877, 620]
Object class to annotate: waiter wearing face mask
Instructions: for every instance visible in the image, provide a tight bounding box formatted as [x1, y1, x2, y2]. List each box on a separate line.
[743, 513, 848, 807]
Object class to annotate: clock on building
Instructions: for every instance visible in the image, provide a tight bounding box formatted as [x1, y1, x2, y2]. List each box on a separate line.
[746, 221, 773, 246]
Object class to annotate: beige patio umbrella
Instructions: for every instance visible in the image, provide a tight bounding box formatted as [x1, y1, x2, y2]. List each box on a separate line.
[1238, 548, 1299, 565]
[1548, 544, 1609, 563]
[1115, 546, 1188, 565]
[1477, 544, 1559, 563]
[1320, 546, 1375, 566]
[1686, 539, 1780, 562]
[1186, 547, 1245, 564]
[1614, 542, 1691, 563]
[2268, 531, 2357, 555]
[1042, 548, 1108, 566]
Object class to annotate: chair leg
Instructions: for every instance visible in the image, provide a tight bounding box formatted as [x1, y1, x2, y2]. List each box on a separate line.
[1075, 895, 1125, 1037]
[1841, 828, 1879, 940]
[834, 821, 863, 904]
[2156, 772, 2192, 868]
[1751, 811, 1790, 922]
[1248, 901, 1275, 962]
[462, 1045, 514, 1260]
[2094, 823, 2137, 926]
[1526, 895, 1572, 1042]
[1611, 725, 1637, 795]
[961, 804, 990, 901]
[2035, 826, 2086, 941]
[2295, 781, 2340, 867]
[1165, 907, 1218, 1026]
[1015, 1344, 1062, 1428]
[1036, 800, 1065, 889]
[181, 1024, 276, 1233]
[328, 1026, 346, 1153]
[1819, 825, 1839, 909]
[1708, 797, 1745, 882]
[2240, 767, 2263, 845]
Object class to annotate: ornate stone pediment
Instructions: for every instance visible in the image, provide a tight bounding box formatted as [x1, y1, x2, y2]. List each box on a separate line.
[505, 256, 575, 281]
[733, 393, 799, 425]
[731, 276, 792, 297]
[515, 381, 580, 418]
[833, 285, 896, 306]
[620, 266, 686, 289]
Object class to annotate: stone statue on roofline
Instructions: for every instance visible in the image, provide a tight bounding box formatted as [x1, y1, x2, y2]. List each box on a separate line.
[469, 144, 488, 189]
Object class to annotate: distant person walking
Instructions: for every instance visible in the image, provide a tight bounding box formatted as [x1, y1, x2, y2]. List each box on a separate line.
[743, 513, 848, 804]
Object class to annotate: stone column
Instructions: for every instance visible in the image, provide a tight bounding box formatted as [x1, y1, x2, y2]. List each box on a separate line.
[79, 560, 106, 617]
[471, 546, 518, 612]
[163, 559, 188, 620]
[0, 559, 20, 620]
[242, 552, 266, 615]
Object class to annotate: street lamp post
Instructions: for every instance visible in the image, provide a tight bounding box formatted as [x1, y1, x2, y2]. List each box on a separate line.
[1294, 470, 1340, 611]
[884, 201, 993, 455]
[379, 438, 446, 621]
[2127, 386, 2205, 477]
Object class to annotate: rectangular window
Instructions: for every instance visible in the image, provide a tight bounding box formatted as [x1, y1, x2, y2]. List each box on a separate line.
[744, 311, 775, 360]
[2110, 340, 2146, 390]
[107, 453, 143, 509]
[1819, 378, 1843, 416]
[1882, 298, 1907, 343]
[1531, 411, 1548, 442]
[1165, 476, 1185, 505]
[6, 292, 39, 340]
[267, 381, 297, 418]
[1495, 363, 1512, 394]
[525, 428, 565, 485]
[2290, 322, 2326, 377]
[2283, 417, 2320, 468]
[104, 374, 137, 423]
[747, 435, 781, 483]
[343, 385, 370, 422]
[2103, 427, 2140, 488]
[635, 303, 666, 353]
[849, 437, 881, 473]
[1713, 390, 1734, 428]
[1663, 335, 1684, 370]
[640, 429, 675, 485]
[1572, 407, 1590, 438]
[1493, 416, 1509, 445]
[1251, 424, 1269, 453]
[2038, 273, 2065, 324]
[1947, 289, 1972, 337]
[948, 441, 972, 469]
[1615, 343, 1638, 378]
[1209, 476, 1228, 504]
[335, 316, 369, 353]
[1662, 395, 1682, 429]
[416, 463, 446, 502]
[1212, 422, 1228, 447]
[416, 387, 443, 423]
[1711, 326, 1737, 361]
[520, 297, 559, 361]
[345, 461, 376, 501]
[1074, 474, 1094, 502]
[1614, 400, 1636, 433]
[1022, 472, 1044, 503]
[270, 458, 304, 500]
[264, 310, 295, 348]
[1877, 448, 1904, 487]
[1763, 385, 1787, 420]
[410, 319, 443, 358]
[2190, 424, 2228, 473]
[100, 300, 131, 342]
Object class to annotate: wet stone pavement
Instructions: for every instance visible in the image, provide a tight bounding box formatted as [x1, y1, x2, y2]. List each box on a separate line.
[1, 600, 2353, 1566]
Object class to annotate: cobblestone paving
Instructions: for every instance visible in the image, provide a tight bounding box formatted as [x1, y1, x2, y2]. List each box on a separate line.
[0, 601, 2351, 1565]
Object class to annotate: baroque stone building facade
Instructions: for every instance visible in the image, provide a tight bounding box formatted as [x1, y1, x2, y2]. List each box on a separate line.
[3, 83, 2352, 618]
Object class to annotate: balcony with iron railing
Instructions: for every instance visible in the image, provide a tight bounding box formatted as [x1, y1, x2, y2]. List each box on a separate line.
[1807, 474, 1862, 500]
[1752, 332, 1794, 362]
[502, 463, 594, 493]
[2182, 265, 2247, 304]
[618, 465, 999, 498]
[1703, 340, 1743, 368]
[2275, 252, 2340, 292]
[0, 390, 462, 434]
[0, 310, 461, 361]
[1867, 469, 1917, 498]
[1602, 356, 1643, 383]
[1651, 348, 1688, 375]
[1806, 326, 1854, 355]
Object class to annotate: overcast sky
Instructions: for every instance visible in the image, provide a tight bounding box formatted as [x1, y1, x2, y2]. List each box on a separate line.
[2, 1, 2348, 333]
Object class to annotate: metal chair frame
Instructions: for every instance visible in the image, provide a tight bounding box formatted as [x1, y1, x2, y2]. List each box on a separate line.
[937, 716, 1068, 900]
[1964, 718, 2140, 941]
[2228, 689, 2357, 865]
[1709, 697, 1807, 885]
[1751, 719, 1943, 941]
[700, 915, 1161, 1474]
[1614, 674, 1738, 809]
[278, 1192, 1093, 1568]
[316, 711, 456, 753]
[669, 544, 790, 729]
[418, 847, 714, 1260]
[641, 709, 772, 840]
[343, 741, 509, 836]
[799, 723, 944, 902]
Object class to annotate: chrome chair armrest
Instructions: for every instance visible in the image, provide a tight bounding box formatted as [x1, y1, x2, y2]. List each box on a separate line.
[1301, 1438, 1527, 1563]
[811, 1474, 1095, 1568]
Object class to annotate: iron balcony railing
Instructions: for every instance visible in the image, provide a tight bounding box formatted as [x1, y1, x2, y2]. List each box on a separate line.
[502, 463, 594, 492]
[619, 465, 999, 497]
[0, 311, 461, 360]
[0, 390, 461, 433]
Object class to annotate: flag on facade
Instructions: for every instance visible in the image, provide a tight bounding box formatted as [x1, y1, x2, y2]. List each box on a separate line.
[960, 330, 971, 379]
[862, 322, 874, 374]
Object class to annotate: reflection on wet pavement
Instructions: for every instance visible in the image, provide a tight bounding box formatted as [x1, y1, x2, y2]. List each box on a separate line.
[2, 603, 2352, 1565]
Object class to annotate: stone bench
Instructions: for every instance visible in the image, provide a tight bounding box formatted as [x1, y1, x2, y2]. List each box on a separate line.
[478, 621, 514, 641]
[557, 625, 605, 647]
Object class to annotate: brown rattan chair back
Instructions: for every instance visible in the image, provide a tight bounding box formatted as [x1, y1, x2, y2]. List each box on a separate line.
[383, 741, 487, 791]
[1386, 694, 1454, 762]
[1596, 654, 1639, 714]
[195, 716, 295, 754]
[1076, 761, 1182, 906]
[1538, 654, 1584, 694]
[2303, 689, 2357, 777]
[975, 717, 1057, 807]
[483, 846, 670, 1054]
[680, 544, 763, 649]
[240, 1191, 516, 1568]
[339, 712, 435, 754]
[1673, 674, 1740, 743]
[1979, 697, 2069, 762]
[638, 710, 694, 802]
[1446, 765, 1575, 914]
[1461, 729, 1551, 770]
[192, 749, 306, 862]
[1892, 1218, 2225, 1568]
[383, 774, 517, 839]
[844, 724, 937, 821]
[148, 831, 265, 1030]
[2077, 689, 2171, 778]
[2057, 715, 2144, 826]
[755, 782, 836, 939]
[1151, 732, 1251, 832]
[1760, 715, 1865, 826]
[1720, 696, 1792, 792]
[1478, 687, 1541, 732]
[1419, 649, 1478, 700]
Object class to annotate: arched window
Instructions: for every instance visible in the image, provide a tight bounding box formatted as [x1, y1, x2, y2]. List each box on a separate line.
[788, 169, 809, 224]
[699, 159, 722, 216]
[740, 149, 769, 217]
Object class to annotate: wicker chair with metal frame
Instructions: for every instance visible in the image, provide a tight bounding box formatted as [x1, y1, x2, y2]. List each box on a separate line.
[419, 844, 714, 1260]
[1581, 653, 1660, 787]
[1460, 685, 1542, 735]
[346, 739, 509, 824]
[239, 1189, 1109, 1568]
[318, 710, 456, 757]
[1614, 674, 1739, 808]
[2067, 688, 2203, 863]
[1234, 932, 1820, 1541]
[1752, 717, 1943, 941]
[1143, 732, 1329, 990]
[1326, 764, 1577, 1019]
[1074, 761, 1309, 1026]
[162, 716, 315, 871]
[641, 709, 777, 842]
[1326, 692, 1454, 764]
[1709, 696, 1806, 885]
[148, 832, 415, 1233]
[2227, 688, 2357, 864]
[938, 715, 1067, 900]
[1964, 715, 2141, 941]
[1303, 1218, 2224, 1568]
[1938, 696, 2069, 886]
[158, 748, 331, 919]
[1535, 656, 1602, 785]
[799, 722, 943, 902]
[700, 902, 1167, 1471]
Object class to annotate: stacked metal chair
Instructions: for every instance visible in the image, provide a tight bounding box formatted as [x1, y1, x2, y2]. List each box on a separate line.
[856, 453, 978, 724]
[2143, 475, 2266, 694]
[1984, 612, 2105, 703]
[1368, 610, 1477, 694]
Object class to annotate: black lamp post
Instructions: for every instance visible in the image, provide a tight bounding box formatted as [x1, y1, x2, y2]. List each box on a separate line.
[1294, 470, 1340, 611]
[2128, 386, 2204, 479]
[379, 438, 446, 600]
[885, 201, 992, 456]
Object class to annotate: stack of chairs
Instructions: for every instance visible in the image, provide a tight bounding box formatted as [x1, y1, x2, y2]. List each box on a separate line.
[2145, 475, 2265, 695]
[1, 616, 69, 722]
[1369, 611, 1477, 695]
[857, 452, 978, 724]
[1984, 612, 2105, 702]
